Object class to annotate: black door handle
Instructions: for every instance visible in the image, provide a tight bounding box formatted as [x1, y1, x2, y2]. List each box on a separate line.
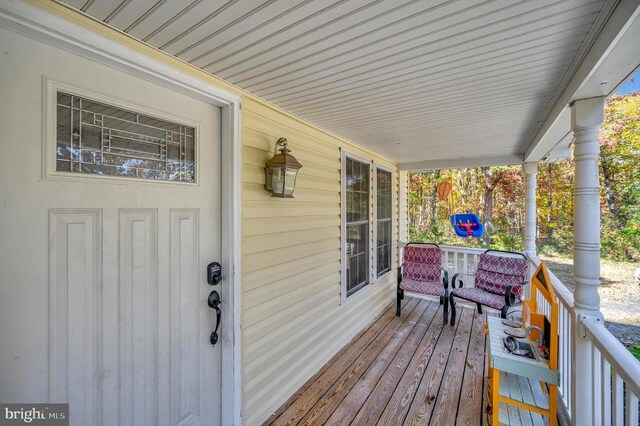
[208, 290, 221, 346]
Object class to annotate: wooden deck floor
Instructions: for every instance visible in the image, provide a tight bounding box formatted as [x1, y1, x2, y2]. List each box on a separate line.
[264, 297, 489, 426]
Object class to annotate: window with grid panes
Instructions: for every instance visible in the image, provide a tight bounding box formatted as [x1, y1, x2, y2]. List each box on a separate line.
[376, 168, 392, 277]
[345, 157, 370, 296]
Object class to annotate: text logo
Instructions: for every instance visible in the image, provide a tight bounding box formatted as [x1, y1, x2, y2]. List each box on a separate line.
[1, 404, 68, 425]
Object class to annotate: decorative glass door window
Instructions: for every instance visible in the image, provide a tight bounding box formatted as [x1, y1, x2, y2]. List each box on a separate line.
[345, 157, 370, 296]
[56, 91, 196, 182]
[376, 168, 392, 277]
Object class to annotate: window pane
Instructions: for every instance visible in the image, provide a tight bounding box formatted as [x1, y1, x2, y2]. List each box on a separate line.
[377, 220, 391, 275]
[345, 157, 370, 296]
[347, 222, 369, 294]
[345, 157, 369, 223]
[56, 91, 196, 182]
[377, 169, 392, 219]
[376, 169, 392, 276]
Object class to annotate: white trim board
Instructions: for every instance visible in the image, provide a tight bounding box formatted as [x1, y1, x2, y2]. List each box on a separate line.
[0, 2, 243, 424]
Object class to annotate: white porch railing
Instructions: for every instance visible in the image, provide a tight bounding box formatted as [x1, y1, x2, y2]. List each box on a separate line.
[437, 245, 640, 425]
[439, 245, 484, 286]
[582, 316, 640, 425]
[528, 255, 575, 419]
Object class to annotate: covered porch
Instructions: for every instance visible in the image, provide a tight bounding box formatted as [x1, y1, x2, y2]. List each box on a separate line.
[266, 299, 489, 426]
[1, 0, 640, 425]
[266, 245, 640, 425]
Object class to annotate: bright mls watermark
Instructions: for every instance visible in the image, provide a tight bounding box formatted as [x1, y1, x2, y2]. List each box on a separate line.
[1, 404, 68, 425]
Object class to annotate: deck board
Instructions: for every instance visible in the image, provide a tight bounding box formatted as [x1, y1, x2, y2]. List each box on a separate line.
[351, 302, 441, 426]
[298, 299, 422, 425]
[404, 309, 472, 425]
[455, 312, 487, 425]
[430, 308, 475, 426]
[325, 300, 434, 425]
[265, 298, 487, 426]
[265, 298, 415, 426]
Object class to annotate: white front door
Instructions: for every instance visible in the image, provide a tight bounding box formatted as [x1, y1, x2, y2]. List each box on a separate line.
[0, 27, 222, 425]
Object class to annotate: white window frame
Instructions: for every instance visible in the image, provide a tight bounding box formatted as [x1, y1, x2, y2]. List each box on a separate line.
[374, 164, 393, 280]
[341, 150, 374, 303]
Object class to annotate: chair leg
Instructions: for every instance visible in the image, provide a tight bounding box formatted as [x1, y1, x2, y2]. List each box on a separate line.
[449, 293, 456, 326]
[500, 305, 509, 319]
[396, 289, 403, 316]
[443, 292, 449, 324]
[476, 303, 483, 315]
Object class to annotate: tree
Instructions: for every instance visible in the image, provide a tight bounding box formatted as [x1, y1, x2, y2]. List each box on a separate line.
[480, 167, 507, 245]
[408, 92, 638, 260]
[600, 93, 640, 227]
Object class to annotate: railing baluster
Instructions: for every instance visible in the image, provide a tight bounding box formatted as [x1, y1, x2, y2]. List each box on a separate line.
[612, 370, 623, 426]
[560, 307, 564, 393]
[453, 253, 458, 279]
[445, 251, 450, 273]
[568, 311, 573, 414]
[625, 391, 638, 426]
[463, 254, 468, 276]
[565, 308, 570, 408]
[593, 344, 602, 422]
[602, 359, 611, 426]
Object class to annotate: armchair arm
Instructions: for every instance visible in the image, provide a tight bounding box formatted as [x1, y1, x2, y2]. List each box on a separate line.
[397, 265, 403, 286]
[504, 280, 527, 306]
[450, 271, 474, 289]
[442, 270, 449, 289]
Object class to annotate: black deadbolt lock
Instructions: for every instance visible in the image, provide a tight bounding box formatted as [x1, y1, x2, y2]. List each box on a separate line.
[207, 262, 222, 285]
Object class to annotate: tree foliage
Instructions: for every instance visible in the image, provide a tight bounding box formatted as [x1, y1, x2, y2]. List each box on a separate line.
[409, 92, 640, 260]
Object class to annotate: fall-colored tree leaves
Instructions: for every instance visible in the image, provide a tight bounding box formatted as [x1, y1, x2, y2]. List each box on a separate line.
[409, 92, 640, 260]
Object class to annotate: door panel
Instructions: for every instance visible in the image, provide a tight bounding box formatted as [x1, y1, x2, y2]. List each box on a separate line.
[0, 27, 221, 426]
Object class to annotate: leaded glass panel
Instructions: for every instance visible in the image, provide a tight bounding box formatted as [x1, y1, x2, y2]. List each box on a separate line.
[56, 92, 196, 182]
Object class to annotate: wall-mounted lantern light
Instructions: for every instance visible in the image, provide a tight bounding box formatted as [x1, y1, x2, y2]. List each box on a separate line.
[264, 138, 302, 198]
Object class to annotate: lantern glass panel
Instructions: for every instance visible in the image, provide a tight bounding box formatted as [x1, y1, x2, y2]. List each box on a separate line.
[283, 167, 298, 196]
[271, 167, 284, 195]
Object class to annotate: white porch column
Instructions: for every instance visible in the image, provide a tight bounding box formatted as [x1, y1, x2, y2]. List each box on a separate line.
[524, 162, 538, 257]
[570, 97, 605, 426]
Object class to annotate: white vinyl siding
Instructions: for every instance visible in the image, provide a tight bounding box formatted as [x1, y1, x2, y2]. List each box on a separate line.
[242, 98, 399, 425]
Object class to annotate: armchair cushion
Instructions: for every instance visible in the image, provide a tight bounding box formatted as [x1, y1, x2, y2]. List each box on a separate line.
[403, 245, 442, 282]
[400, 278, 444, 297]
[451, 287, 506, 309]
[475, 253, 527, 300]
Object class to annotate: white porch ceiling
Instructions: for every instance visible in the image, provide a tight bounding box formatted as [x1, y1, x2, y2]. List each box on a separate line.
[57, 0, 613, 166]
